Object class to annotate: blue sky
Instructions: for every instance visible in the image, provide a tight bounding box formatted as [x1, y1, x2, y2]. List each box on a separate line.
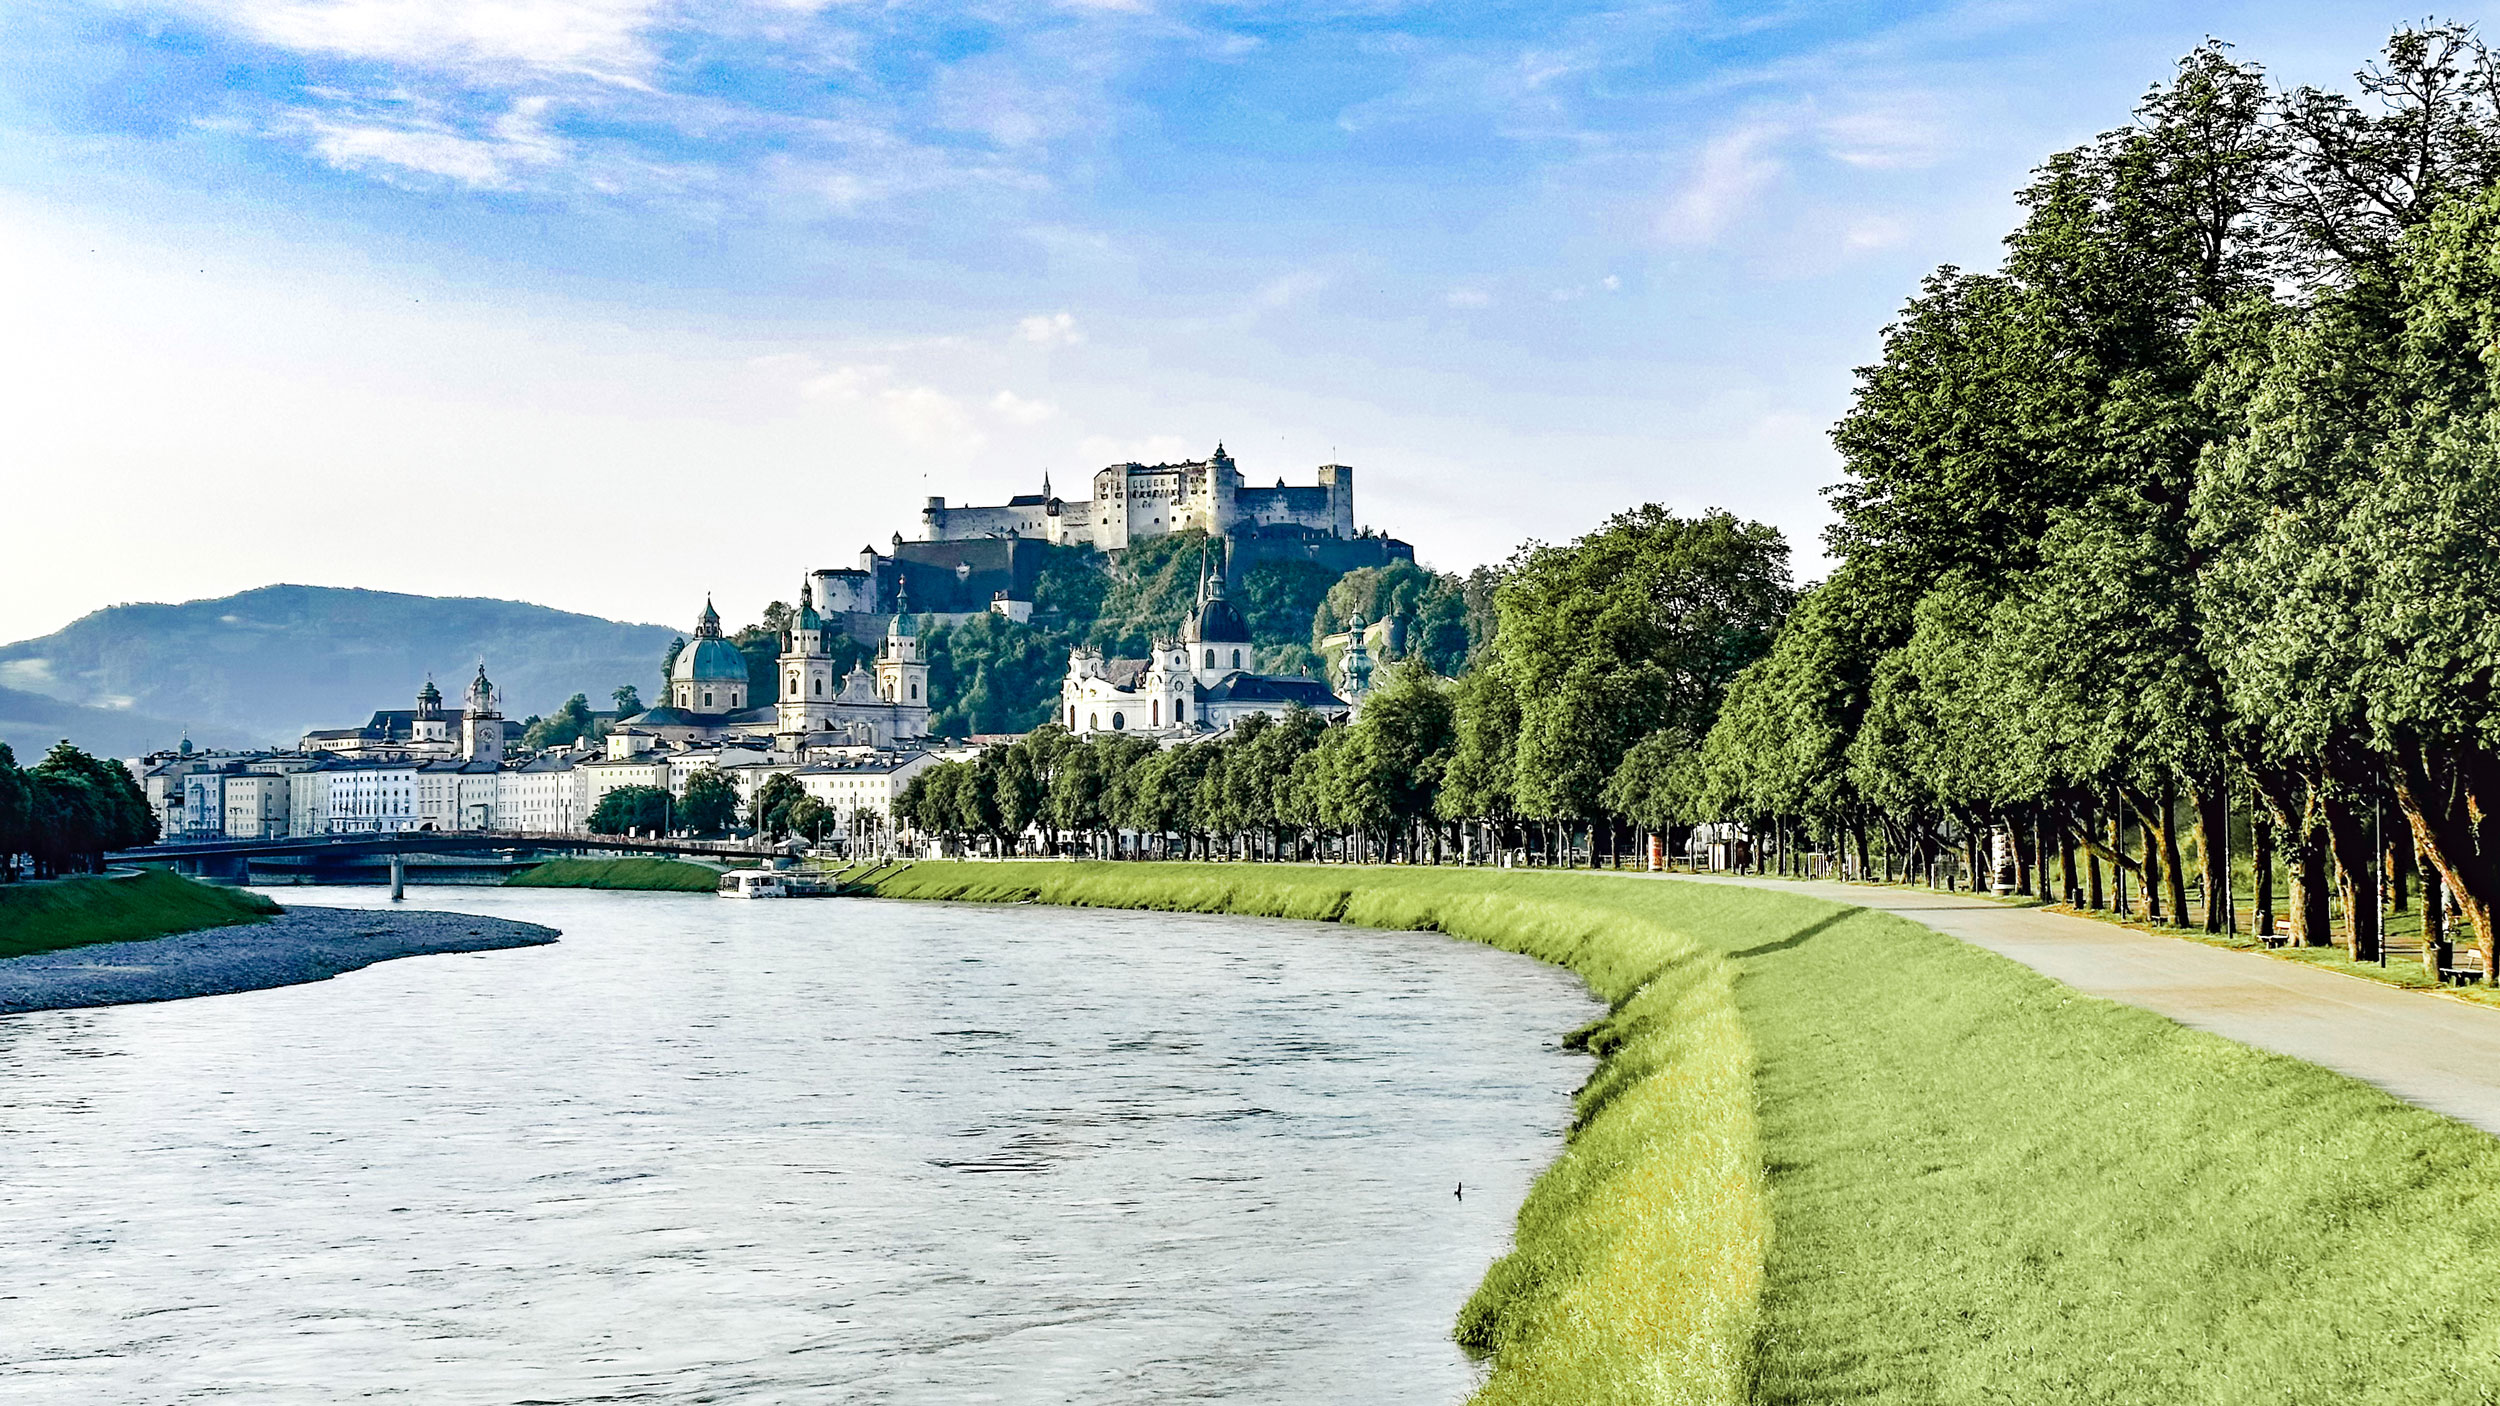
[0, 0, 2435, 646]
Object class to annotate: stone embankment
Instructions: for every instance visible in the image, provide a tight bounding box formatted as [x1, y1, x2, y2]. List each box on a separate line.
[0, 905, 557, 1015]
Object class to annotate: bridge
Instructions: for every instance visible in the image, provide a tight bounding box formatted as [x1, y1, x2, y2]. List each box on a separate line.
[117, 830, 796, 864]
[113, 830, 801, 887]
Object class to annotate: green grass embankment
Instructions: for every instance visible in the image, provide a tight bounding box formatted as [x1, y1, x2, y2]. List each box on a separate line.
[866, 861, 2500, 1405]
[505, 857, 724, 892]
[0, 868, 280, 959]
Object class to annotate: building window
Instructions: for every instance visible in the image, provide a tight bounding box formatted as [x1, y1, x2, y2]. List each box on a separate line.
[1204, 649, 1215, 669]
[815, 678, 824, 696]
[1111, 712, 1125, 730]
[1232, 649, 1242, 669]
[910, 682, 918, 699]
[702, 691, 713, 707]
[1152, 699, 1159, 726]
[1089, 712, 1099, 730]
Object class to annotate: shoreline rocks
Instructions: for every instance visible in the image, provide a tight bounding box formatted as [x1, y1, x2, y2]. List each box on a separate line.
[0, 905, 559, 1015]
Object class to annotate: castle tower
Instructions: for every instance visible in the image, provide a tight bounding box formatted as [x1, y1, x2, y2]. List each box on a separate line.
[461, 662, 504, 764]
[876, 583, 929, 712]
[777, 581, 837, 736]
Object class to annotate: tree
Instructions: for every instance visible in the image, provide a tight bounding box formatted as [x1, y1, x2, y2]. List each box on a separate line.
[34, 742, 155, 853]
[612, 684, 644, 716]
[588, 785, 670, 836]
[750, 773, 805, 837]
[521, 693, 602, 751]
[1496, 505, 1792, 849]
[678, 769, 740, 837]
[0, 743, 31, 881]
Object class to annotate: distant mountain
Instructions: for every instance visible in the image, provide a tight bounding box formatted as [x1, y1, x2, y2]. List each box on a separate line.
[0, 585, 681, 754]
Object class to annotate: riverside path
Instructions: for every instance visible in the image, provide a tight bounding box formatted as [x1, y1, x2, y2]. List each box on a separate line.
[1674, 873, 2500, 1138]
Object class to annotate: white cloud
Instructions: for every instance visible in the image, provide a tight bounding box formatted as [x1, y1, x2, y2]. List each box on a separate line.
[1658, 123, 1786, 245]
[194, 0, 663, 81]
[1253, 270, 1328, 311]
[989, 390, 1059, 425]
[1601, 274, 1621, 291]
[294, 97, 567, 188]
[1818, 99, 1949, 170]
[1018, 311, 1085, 346]
[799, 363, 986, 454]
[1841, 214, 1909, 250]
[1445, 286, 1492, 308]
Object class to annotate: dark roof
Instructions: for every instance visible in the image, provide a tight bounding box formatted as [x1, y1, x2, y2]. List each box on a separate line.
[1099, 659, 1150, 689]
[620, 705, 719, 727]
[1005, 494, 1047, 506]
[1192, 596, 1250, 644]
[1206, 673, 1345, 708]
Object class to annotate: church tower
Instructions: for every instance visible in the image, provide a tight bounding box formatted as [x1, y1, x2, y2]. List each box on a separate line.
[412, 676, 451, 748]
[778, 581, 837, 736]
[461, 662, 505, 764]
[876, 584, 929, 713]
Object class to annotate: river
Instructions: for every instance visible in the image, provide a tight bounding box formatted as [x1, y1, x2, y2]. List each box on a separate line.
[0, 887, 1598, 1403]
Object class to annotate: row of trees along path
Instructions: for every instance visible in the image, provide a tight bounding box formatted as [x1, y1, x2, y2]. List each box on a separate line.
[1691, 24, 2500, 984]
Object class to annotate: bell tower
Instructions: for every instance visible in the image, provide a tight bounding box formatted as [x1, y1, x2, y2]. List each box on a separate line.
[461, 662, 504, 764]
[876, 584, 930, 718]
[778, 581, 837, 736]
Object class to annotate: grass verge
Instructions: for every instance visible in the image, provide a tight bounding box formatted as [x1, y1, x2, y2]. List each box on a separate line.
[0, 868, 280, 959]
[866, 860, 2500, 1405]
[505, 857, 724, 892]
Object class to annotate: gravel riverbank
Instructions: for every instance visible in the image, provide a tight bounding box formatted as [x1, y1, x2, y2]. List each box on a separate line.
[0, 904, 559, 1015]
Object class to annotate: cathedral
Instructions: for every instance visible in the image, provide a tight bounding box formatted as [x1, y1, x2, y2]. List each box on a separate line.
[616, 586, 931, 749]
[1061, 559, 1350, 737]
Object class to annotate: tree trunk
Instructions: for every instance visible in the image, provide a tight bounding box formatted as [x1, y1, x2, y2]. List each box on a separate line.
[2388, 736, 2500, 985]
[2251, 800, 2275, 940]
[2423, 852, 2451, 979]
[2192, 779, 2230, 933]
[2319, 790, 2381, 963]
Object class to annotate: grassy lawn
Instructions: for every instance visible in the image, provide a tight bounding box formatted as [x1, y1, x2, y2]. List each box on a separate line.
[866, 861, 2500, 1405]
[505, 856, 725, 892]
[0, 868, 280, 959]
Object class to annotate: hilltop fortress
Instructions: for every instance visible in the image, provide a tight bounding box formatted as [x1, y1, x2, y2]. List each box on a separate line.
[796, 446, 1414, 637]
[923, 444, 1358, 552]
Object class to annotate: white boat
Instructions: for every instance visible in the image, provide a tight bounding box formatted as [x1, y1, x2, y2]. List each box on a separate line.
[717, 869, 790, 899]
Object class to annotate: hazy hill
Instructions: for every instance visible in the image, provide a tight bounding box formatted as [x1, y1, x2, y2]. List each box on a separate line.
[0, 585, 680, 754]
[0, 684, 258, 763]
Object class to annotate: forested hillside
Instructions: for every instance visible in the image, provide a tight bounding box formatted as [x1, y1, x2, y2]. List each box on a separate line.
[0, 585, 677, 751]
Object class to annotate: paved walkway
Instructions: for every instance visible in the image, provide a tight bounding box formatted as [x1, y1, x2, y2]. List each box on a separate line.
[1673, 873, 2500, 1137]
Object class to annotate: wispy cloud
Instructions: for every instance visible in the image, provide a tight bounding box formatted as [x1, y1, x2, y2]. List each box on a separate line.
[1018, 311, 1085, 346]
[1658, 122, 1786, 245]
[191, 0, 665, 82]
[291, 95, 567, 188]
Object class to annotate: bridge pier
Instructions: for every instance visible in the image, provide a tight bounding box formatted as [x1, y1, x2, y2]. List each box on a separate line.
[390, 853, 405, 901]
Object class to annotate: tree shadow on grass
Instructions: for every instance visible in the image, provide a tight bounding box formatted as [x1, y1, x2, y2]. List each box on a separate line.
[1730, 908, 1862, 960]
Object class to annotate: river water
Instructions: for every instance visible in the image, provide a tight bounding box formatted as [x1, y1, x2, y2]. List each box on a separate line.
[0, 887, 1598, 1403]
